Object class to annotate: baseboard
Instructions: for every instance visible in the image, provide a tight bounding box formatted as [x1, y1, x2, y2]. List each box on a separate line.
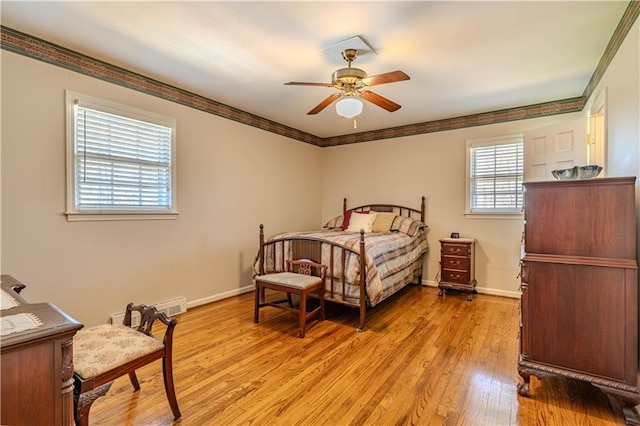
[187, 284, 255, 309]
[422, 279, 521, 299]
[187, 280, 520, 311]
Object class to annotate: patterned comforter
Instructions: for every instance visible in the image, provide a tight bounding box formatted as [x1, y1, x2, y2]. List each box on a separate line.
[254, 229, 429, 306]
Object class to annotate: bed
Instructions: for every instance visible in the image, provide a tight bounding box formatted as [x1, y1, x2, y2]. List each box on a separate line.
[254, 197, 429, 331]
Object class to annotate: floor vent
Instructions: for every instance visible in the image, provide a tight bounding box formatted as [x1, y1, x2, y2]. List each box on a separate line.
[110, 297, 187, 327]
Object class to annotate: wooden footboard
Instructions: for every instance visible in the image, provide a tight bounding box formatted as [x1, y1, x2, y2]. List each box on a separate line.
[258, 224, 369, 331]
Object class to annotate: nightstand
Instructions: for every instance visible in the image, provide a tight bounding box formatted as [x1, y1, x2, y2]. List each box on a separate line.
[438, 238, 477, 301]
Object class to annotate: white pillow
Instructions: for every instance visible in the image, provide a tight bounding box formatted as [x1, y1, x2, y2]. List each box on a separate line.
[345, 212, 377, 233]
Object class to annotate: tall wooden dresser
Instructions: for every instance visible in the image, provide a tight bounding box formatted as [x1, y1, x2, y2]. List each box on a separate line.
[517, 177, 639, 423]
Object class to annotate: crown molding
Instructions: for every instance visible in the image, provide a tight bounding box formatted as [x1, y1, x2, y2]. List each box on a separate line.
[583, 0, 640, 102]
[0, 25, 323, 147]
[1, 2, 637, 148]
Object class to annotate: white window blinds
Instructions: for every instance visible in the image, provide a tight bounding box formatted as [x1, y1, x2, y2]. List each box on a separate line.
[469, 140, 523, 212]
[74, 106, 173, 210]
[66, 91, 177, 220]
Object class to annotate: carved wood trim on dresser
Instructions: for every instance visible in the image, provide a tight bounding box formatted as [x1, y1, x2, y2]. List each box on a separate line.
[1, 275, 83, 425]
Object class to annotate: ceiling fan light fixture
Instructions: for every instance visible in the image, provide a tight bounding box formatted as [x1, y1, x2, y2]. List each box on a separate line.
[336, 97, 363, 118]
[286, 48, 409, 116]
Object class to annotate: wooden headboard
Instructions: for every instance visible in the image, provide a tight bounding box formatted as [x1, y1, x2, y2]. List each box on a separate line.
[343, 196, 426, 223]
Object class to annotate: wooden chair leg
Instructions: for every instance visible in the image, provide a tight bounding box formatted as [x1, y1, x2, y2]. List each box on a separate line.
[319, 287, 326, 320]
[129, 371, 141, 391]
[254, 283, 261, 323]
[287, 292, 294, 308]
[162, 352, 181, 419]
[74, 381, 113, 426]
[298, 291, 307, 338]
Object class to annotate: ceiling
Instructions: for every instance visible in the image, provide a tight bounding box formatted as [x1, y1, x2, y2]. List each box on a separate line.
[0, 1, 631, 140]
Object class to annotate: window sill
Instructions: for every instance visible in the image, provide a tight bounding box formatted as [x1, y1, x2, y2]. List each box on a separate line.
[65, 212, 179, 222]
[464, 211, 524, 220]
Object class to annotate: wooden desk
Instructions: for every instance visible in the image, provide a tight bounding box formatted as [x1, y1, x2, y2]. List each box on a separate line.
[1, 275, 83, 426]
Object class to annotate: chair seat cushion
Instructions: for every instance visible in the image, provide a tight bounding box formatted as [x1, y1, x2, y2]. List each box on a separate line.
[74, 324, 164, 379]
[257, 272, 322, 289]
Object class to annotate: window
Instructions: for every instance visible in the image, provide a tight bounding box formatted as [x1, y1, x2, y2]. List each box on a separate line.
[465, 135, 523, 217]
[65, 91, 177, 221]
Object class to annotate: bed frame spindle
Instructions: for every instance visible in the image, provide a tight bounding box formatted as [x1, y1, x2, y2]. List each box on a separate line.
[330, 247, 335, 299]
[357, 229, 366, 332]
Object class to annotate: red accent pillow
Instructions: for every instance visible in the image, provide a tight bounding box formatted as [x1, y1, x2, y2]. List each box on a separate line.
[342, 210, 370, 230]
[342, 210, 353, 230]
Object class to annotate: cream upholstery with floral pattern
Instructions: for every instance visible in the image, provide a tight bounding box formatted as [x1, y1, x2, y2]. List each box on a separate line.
[74, 324, 164, 378]
[255, 272, 322, 289]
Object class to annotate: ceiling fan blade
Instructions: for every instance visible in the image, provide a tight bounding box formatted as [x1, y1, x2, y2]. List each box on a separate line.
[308, 93, 342, 115]
[360, 90, 402, 112]
[285, 82, 333, 87]
[361, 71, 410, 87]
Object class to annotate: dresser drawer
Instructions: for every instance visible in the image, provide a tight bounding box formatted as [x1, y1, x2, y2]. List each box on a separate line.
[441, 269, 470, 284]
[441, 243, 469, 256]
[441, 256, 470, 270]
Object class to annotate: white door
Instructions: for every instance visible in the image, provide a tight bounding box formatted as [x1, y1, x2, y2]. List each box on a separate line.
[587, 88, 607, 175]
[523, 118, 587, 182]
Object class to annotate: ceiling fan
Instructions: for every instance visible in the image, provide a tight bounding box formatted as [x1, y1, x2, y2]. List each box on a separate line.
[285, 48, 410, 118]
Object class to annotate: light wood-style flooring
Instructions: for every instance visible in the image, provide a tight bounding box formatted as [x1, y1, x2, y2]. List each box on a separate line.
[89, 285, 623, 425]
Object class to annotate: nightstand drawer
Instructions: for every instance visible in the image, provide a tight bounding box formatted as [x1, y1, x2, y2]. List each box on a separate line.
[442, 256, 470, 270]
[441, 269, 470, 284]
[441, 243, 469, 256]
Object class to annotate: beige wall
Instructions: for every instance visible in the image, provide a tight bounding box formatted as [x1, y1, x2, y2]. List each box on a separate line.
[585, 19, 639, 179]
[1, 51, 322, 326]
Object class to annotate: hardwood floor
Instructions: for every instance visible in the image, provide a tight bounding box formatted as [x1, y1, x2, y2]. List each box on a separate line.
[88, 285, 623, 425]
